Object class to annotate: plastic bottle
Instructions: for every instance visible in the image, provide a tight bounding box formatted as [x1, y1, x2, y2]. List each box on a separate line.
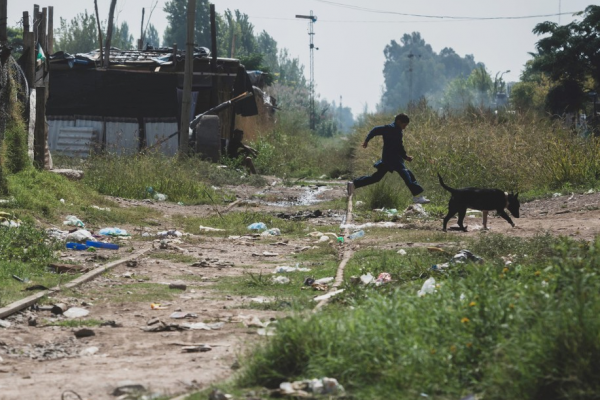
[348, 230, 365, 240]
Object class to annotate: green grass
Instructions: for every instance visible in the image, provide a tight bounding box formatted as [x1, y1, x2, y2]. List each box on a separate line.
[43, 319, 103, 328]
[235, 235, 600, 399]
[149, 252, 199, 264]
[82, 282, 180, 304]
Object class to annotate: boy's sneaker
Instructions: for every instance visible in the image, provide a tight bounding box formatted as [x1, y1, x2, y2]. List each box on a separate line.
[347, 181, 355, 196]
[413, 195, 430, 204]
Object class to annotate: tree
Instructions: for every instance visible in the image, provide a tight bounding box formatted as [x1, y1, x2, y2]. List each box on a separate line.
[145, 24, 160, 48]
[218, 9, 257, 58]
[380, 32, 478, 111]
[467, 65, 493, 107]
[256, 30, 278, 71]
[55, 12, 98, 54]
[163, 0, 211, 49]
[112, 22, 134, 50]
[529, 5, 600, 116]
[8, 27, 23, 59]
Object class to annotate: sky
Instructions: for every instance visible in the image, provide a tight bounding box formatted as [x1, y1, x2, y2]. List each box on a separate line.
[8, 0, 599, 117]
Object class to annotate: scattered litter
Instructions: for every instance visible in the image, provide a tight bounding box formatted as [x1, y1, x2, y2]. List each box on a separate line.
[150, 303, 168, 310]
[403, 203, 429, 217]
[91, 205, 111, 211]
[261, 228, 281, 236]
[314, 277, 334, 285]
[63, 307, 90, 318]
[273, 276, 290, 284]
[375, 272, 392, 285]
[348, 230, 365, 240]
[99, 227, 129, 236]
[63, 215, 85, 228]
[417, 277, 436, 297]
[340, 222, 404, 229]
[169, 283, 187, 290]
[249, 297, 270, 304]
[46, 228, 69, 241]
[112, 382, 147, 397]
[182, 322, 224, 330]
[170, 312, 197, 319]
[432, 249, 484, 272]
[587, 189, 595, 194]
[314, 289, 344, 302]
[199, 225, 226, 232]
[59, 198, 65, 204]
[66, 242, 88, 251]
[552, 192, 562, 197]
[360, 273, 374, 285]
[182, 345, 212, 353]
[191, 259, 234, 268]
[86, 240, 119, 250]
[65, 229, 94, 243]
[247, 222, 267, 230]
[318, 235, 330, 242]
[0, 319, 11, 329]
[252, 251, 279, 257]
[274, 265, 311, 273]
[355, 200, 364, 206]
[397, 249, 407, 255]
[243, 316, 267, 328]
[12, 274, 30, 283]
[278, 377, 344, 396]
[80, 346, 99, 356]
[157, 230, 182, 238]
[257, 327, 277, 336]
[209, 389, 233, 400]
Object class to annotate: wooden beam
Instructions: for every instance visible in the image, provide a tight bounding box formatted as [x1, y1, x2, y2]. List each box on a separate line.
[23, 31, 35, 90]
[93, 0, 104, 66]
[47, 6, 53, 54]
[0, 0, 7, 44]
[210, 3, 218, 108]
[23, 11, 29, 33]
[104, 0, 117, 68]
[179, 0, 196, 158]
[40, 8, 47, 52]
[34, 87, 46, 168]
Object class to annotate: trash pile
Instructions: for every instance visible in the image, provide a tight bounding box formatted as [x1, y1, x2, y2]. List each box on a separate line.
[276, 377, 345, 397]
[431, 249, 484, 272]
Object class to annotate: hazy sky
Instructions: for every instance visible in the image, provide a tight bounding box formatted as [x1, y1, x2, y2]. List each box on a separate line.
[9, 0, 598, 116]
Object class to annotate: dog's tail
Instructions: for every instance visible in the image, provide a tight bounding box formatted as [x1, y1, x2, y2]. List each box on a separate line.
[437, 173, 456, 193]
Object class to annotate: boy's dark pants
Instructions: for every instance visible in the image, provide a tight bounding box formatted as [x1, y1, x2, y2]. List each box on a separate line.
[353, 163, 424, 196]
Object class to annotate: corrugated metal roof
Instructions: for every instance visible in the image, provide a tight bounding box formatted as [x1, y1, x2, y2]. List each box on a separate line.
[144, 119, 179, 157]
[54, 127, 97, 158]
[105, 118, 140, 155]
[48, 117, 75, 152]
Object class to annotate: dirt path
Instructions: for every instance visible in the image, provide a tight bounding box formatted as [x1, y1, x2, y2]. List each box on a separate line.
[0, 185, 599, 399]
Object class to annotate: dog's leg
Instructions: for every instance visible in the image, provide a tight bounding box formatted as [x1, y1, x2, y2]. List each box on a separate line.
[457, 208, 468, 231]
[497, 209, 515, 227]
[482, 211, 488, 230]
[442, 201, 458, 231]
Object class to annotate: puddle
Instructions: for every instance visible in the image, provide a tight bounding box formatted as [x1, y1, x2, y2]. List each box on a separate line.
[261, 186, 332, 207]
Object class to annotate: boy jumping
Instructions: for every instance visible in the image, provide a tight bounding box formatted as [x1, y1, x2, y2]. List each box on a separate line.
[347, 113, 430, 204]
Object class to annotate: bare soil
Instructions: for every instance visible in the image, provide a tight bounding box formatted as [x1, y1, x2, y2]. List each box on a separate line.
[0, 184, 599, 399]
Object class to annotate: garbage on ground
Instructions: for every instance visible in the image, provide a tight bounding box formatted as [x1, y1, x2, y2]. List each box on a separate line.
[170, 312, 197, 319]
[46, 228, 69, 241]
[181, 322, 224, 330]
[147, 187, 168, 201]
[375, 272, 392, 285]
[99, 227, 129, 236]
[168, 283, 187, 290]
[340, 221, 404, 230]
[63, 307, 90, 318]
[0, 211, 21, 227]
[156, 230, 182, 238]
[278, 377, 344, 396]
[313, 289, 344, 302]
[318, 235, 330, 242]
[182, 345, 212, 353]
[261, 228, 281, 237]
[208, 389, 233, 400]
[243, 316, 267, 328]
[355, 200, 364, 206]
[418, 277, 437, 297]
[66, 242, 88, 251]
[314, 277, 334, 285]
[150, 303, 168, 310]
[199, 225, 226, 232]
[274, 265, 311, 273]
[74, 328, 95, 338]
[348, 230, 365, 240]
[86, 240, 119, 250]
[247, 222, 267, 230]
[66, 229, 94, 243]
[80, 346, 99, 356]
[501, 254, 515, 266]
[191, 258, 234, 268]
[587, 188, 595, 194]
[273, 276, 290, 284]
[337, 236, 344, 243]
[432, 249, 484, 272]
[91, 205, 111, 212]
[252, 251, 279, 257]
[403, 203, 428, 217]
[250, 297, 270, 304]
[257, 327, 277, 336]
[553, 192, 562, 197]
[12, 274, 30, 283]
[63, 215, 85, 228]
[397, 249, 407, 255]
[0, 319, 11, 328]
[276, 209, 325, 221]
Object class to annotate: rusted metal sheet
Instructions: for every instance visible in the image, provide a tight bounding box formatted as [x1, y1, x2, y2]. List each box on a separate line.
[104, 118, 139, 155]
[75, 115, 104, 149]
[144, 118, 178, 156]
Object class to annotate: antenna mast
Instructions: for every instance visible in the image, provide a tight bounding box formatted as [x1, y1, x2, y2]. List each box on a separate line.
[296, 11, 318, 130]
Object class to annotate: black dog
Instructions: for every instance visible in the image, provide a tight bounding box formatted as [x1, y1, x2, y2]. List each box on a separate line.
[438, 173, 520, 231]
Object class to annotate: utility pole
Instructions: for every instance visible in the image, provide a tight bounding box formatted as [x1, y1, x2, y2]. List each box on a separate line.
[407, 52, 421, 105]
[179, 0, 196, 158]
[139, 7, 145, 50]
[104, 0, 117, 68]
[296, 11, 317, 130]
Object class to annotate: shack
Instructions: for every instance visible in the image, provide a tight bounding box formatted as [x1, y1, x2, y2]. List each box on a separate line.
[46, 46, 258, 160]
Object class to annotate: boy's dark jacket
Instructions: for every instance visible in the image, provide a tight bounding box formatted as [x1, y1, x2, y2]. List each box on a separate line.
[364, 122, 408, 170]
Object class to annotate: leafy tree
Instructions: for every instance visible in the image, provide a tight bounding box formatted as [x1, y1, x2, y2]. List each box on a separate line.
[55, 11, 98, 54]
[8, 27, 23, 59]
[277, 48, 306, 88]
[145, 24, 160, 48]
[218, 9, 257, 58]
[256, 30, 278, 71]
[112, 22, 134, 50]
[529, 5, 600, 115]
[467, 65, 493, 106]
[381, 32, 478, 111]
[163, 0, 211, 49]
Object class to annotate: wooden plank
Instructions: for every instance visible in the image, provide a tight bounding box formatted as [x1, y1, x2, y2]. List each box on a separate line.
[0, 0, 7, 44]
[0, 246, 152, 319]
[47, 6, 53, 54]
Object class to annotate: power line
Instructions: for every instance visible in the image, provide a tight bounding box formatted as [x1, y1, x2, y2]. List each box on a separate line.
[314, 0, 580, 21]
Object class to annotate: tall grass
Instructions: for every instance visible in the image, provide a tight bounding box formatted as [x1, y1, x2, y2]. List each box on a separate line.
[349, 109, 600, 208]
[238, 236, 600, 399]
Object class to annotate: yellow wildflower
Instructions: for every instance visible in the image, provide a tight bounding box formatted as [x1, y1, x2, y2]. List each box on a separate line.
[450, 345, 457, 353]
[461, 317, 470, 324]
[469, 301, 477, 307]
[534, 271, 541, 276]
[509, 303, 514, 309]
[466, 342, 472, 348]
[502, 267, 509, 273]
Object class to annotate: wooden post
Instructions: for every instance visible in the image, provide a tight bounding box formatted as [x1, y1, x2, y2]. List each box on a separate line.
[23, 31, 35, 89]
[179, 0, 196, 158]
[104, 0, 117, 68]
[40, 8, 47, 51]
[139, 7, 145, 50]
[23, 11, 29, 33]
[0, 0, 7, 44]
[33, 5, 39, 42]
[93, 0, 103, 66]
[34, 87, 46, 168]
[210, 3, 218, 108]
[47, 6, 53, 54]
